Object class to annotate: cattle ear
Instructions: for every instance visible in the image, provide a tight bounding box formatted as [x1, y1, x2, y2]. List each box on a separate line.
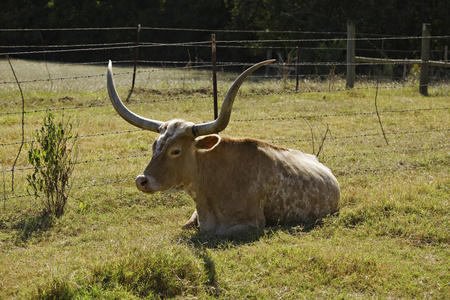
[195, 134, 221, 151]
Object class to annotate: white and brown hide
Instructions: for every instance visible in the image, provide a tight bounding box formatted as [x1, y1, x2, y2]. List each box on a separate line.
[136, 120, 340, 236]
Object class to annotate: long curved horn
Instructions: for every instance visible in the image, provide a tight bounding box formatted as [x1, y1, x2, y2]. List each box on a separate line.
[192, 59, 276, 136]
[107, 60, 163, 132]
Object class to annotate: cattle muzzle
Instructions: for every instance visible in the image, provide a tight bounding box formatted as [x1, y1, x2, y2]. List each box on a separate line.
[135, 174, 154, 193]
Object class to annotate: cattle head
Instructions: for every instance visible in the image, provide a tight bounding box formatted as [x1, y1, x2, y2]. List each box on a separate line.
[107, 59, 275, 193]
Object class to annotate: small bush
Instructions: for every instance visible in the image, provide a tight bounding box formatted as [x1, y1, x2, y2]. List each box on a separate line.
[26, 112, 78, 218]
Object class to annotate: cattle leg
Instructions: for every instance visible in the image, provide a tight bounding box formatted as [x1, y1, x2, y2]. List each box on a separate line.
[182, 210, 199, 230]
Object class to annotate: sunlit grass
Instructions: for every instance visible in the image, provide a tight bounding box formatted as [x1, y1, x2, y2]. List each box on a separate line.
[0, 59, 449, 299]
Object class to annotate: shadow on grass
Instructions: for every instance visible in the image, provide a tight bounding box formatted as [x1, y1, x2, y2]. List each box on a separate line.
[181, 217, 328, 250]
[193, 248, 220, 296]
[12, 212, 54, 244]
[176, 218, 327, 297]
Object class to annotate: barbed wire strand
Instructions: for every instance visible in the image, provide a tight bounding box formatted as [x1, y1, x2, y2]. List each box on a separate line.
[3, 132, 449, 173]
[2, 126, 448, 150]
[1, 26, 435, 39]
[0, 27, 353, 35]
[1, 85, 448, 118]
[1, 54, 447, 86]
[0, 43, 421, 55]
[1, 34, 449, 57]
[2, 128, 448, 148]
[1, 26, 433, 38]
[2, 144, 448, 201]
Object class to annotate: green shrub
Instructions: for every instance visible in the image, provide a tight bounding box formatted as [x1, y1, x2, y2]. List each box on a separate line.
[26, 112, 78, 218]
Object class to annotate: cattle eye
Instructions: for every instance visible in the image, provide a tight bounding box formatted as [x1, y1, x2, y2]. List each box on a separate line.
[170, 149, 181, 156]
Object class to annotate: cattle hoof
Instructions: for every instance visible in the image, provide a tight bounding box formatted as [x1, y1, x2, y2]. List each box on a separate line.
[182, 222, 199, 231]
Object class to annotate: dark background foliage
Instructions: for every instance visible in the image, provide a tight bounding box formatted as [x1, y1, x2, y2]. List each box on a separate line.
[1, 0, 448, 63]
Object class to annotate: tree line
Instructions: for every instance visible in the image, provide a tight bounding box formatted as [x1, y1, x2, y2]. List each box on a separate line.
[1, 0, 448, 63]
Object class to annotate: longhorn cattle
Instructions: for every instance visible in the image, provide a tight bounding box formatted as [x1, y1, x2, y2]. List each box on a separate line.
[107, 60, 340, 236]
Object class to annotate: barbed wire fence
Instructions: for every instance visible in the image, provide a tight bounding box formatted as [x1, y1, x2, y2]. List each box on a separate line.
[1, 26, 449, 205]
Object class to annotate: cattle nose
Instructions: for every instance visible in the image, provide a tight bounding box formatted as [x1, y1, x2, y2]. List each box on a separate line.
[135, 175, 149, 192]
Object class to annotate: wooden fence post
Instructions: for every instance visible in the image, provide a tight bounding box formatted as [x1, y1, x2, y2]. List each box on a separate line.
[444, 45, 448, 68]
[266, 49, 273, 76]
[346, 20, 356, 89]
[403, 58, 408, 80]
[420, 23, 430, 96]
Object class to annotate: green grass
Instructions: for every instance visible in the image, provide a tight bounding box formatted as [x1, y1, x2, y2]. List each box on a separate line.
[0, 59, 449, 299]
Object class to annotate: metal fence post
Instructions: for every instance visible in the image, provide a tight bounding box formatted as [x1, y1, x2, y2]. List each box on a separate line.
[420, 23, 430, 96]
[212, 34, 218, 120]
[126, 24, 141, 102]
[296, 29, 301, 92]
[346, 20, 356, 89]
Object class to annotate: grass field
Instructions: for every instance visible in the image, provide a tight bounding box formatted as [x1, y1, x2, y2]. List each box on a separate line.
[0, 59, 449, 299]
